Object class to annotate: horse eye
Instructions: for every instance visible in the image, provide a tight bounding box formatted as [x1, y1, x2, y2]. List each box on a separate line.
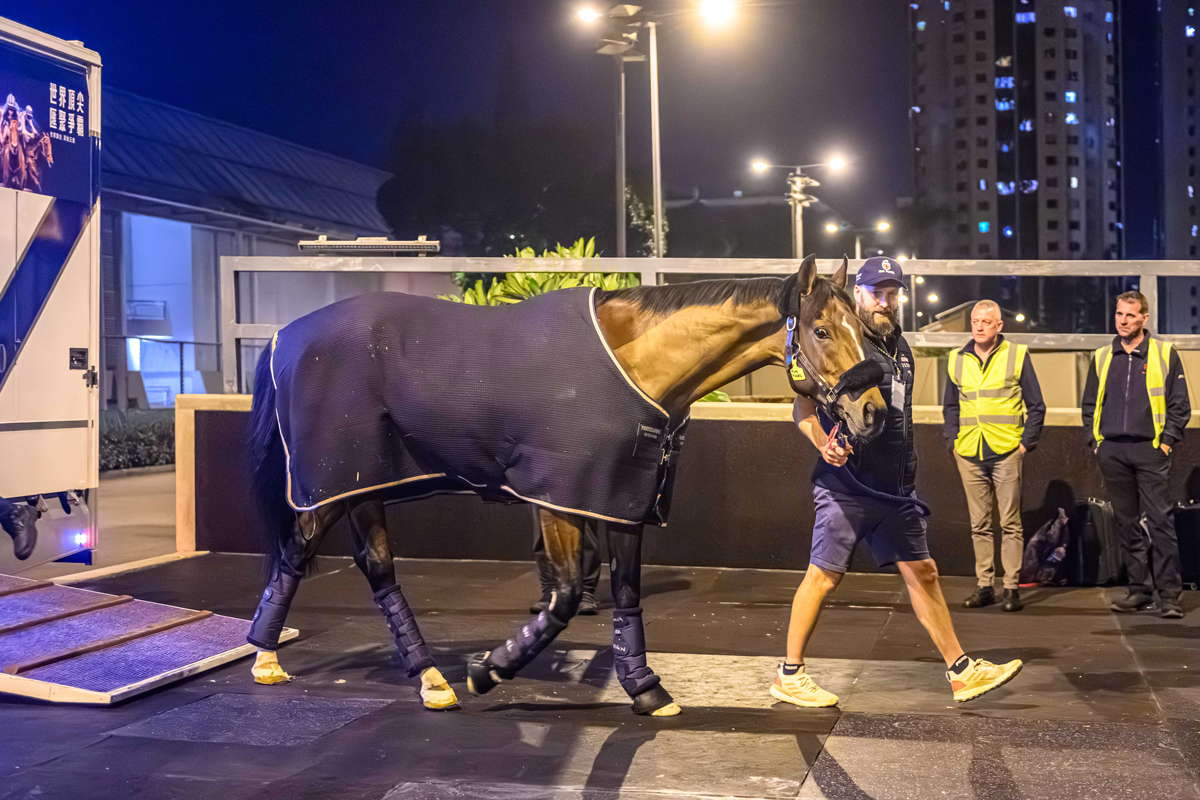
[814, 328, 831, 340]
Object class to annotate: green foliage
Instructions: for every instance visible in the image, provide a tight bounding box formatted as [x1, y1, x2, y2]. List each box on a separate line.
[99, 409, 175, 471]
[698, 390, 732, 403]
[439, 238, 640, 306]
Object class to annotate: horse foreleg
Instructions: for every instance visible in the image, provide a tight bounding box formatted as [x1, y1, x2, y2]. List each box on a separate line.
[468, 508, 583, 695]
[248, 503, 343, 684]
[608, 523, 680, 716]
[347, 499, 457, 710]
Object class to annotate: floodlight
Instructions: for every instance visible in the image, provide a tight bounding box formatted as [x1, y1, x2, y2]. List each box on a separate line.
[578, 7, 603, 22]
[825, 223, 840, 233]
[751, 160, 770, 172]
[699, 0, 736, 26]
[876, 221, 891, 231]
[828, 157, 847, 170]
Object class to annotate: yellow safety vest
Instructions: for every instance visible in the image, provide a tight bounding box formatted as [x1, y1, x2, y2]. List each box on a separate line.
[1092, 337, 1173, 449]
[947, 340, 1028, 458]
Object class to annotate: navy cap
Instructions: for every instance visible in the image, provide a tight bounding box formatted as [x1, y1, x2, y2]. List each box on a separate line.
[856, 256, 904, 288]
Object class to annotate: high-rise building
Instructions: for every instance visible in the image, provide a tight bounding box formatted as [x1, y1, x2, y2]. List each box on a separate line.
[910, 0, 1121, 260]
[1161, 1, 1200, 259]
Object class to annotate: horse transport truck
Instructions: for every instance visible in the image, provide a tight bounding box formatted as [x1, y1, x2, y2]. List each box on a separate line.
[0, 17, 101, 573]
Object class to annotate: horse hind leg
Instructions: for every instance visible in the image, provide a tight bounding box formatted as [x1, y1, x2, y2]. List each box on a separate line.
[347, 498, 457, 711]
[248, 503, 343, 684]
[468, 509, 583, 695]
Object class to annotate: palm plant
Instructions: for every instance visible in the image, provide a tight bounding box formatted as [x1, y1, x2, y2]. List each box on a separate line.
[440, 238, 640, 305]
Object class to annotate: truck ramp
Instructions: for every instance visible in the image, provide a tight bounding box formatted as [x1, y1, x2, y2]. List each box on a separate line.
[0, 573, 296, 704]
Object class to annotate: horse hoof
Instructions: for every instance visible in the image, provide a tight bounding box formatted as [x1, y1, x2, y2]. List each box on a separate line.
[466, 652, 499, 696]
[631, 684, 677, 716]
[251, 651, 292, 685]
[420, 667, 460, 710]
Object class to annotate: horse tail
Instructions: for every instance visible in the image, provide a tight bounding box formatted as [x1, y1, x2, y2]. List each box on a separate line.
[249, 343, 294, 575]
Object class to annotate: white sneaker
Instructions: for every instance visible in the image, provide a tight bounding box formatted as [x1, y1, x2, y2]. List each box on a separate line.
[769, 664, 839, 708]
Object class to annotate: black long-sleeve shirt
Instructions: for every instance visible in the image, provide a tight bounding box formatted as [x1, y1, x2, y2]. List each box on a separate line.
[942, 336, 1046, 463]
[1081, 333, 1191, 449]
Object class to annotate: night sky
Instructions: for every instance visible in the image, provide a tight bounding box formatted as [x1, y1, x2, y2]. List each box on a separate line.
[4, 0, 913, 226]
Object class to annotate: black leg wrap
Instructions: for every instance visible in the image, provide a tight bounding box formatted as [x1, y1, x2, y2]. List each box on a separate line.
[487, 606, 570, 677]
[374, 584, 435, 678]
[247, 566, 301, 650]
[467, 651, 499, 696]
[613, 607, 662, 700]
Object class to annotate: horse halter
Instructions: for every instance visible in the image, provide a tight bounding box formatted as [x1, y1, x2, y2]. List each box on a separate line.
[784, 315, 886, 416]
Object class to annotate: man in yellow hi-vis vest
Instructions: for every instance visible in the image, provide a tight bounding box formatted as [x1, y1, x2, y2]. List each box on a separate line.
[1081, 291, 1191, 619]
[944, 300, 1045, 612]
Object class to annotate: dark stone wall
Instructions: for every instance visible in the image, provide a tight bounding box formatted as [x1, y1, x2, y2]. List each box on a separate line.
[194, 410, 1200, 575]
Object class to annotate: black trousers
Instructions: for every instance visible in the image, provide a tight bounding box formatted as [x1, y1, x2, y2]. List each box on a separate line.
[532, 508, 601, 596]
[1097, 440, 1182, 601]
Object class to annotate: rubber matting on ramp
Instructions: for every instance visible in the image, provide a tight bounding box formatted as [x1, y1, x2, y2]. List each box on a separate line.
[0, 572, 296, 704]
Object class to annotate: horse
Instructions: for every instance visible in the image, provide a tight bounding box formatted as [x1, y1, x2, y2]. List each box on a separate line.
[24, 133, 51, 193]
[1, 120, 25, 191]
[243, 254, 886, 716]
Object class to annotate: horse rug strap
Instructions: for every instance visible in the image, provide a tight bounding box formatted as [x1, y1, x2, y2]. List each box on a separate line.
[270, 287, 686, 526]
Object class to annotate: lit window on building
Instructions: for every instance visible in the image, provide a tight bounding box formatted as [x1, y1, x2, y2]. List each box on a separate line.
[995, 76, 1015, 88]
[1020, 179, 1039, 193]
[912, 105, 922, 113]
[944, 1, 950, 8]
[1193, 225, 1199, 237]
[1003, 226, 1014, 237]
[1189, 26, 1197, 37]
[1065, 91, 1077, 102]
[1190, 185, 1196, 198]
[996, 99, 1014, 111]
[1106, 11, 1113, 22]
[1071, 176, 1079, 188]
[1064, 6, 1077, 17]
[979, 221, 990, 232]
[1020, 119, 1034, 131]
[998, 181, 1016, 194]
[917, 20, 927, 30]
[979, 179, 987, 190]
[1016, 12, 1036, 23]
[1065, 113, 1079, 124]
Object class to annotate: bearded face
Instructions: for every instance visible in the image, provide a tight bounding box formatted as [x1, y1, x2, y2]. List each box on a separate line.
[857, 298, 899, 339]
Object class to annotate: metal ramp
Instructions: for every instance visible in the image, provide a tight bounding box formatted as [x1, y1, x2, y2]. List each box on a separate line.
[0, 573, 296, 704]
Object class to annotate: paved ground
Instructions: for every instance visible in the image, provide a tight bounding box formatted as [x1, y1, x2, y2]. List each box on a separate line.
[3, 553, 1200, 799]
[18, 470, 176, 581]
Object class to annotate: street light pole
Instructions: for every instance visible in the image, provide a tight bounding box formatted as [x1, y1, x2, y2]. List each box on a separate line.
[784, 170, 820, 259]
[648, 20, 664, 258]
[614, 56, 627, 257]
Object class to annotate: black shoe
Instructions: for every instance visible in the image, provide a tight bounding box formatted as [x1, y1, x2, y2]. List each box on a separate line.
[1161, 600, 1185, 619]
[963, 587, 996, 608]
[3, 504, 38, 561]
[529, 593, 551, 615]
[1001, 589, 1023, 612]
[1110, 594, 1156, 613]
[577, 592, 598, 616]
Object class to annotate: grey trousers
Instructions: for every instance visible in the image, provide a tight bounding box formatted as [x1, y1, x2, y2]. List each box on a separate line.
[954, 449, 1025, 590]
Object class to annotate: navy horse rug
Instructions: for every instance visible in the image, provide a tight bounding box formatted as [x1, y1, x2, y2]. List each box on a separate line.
[267, 287, 687, 525]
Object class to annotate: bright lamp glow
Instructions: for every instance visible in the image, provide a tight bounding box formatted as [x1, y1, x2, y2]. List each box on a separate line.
[876, 221, 891, 231]
[699, 0, 737, 26]
[1015, 313, 1026, 322]
[825, 223, 840, 233]
[899, 295, 910, 303]
[915, 275, 924, 284]
[897, 255, 909, 262]
[927, 293, 939, 303]
[828, 157, 847, 170]
[578, 7, 602, 22]
[751, 160, 770, 172]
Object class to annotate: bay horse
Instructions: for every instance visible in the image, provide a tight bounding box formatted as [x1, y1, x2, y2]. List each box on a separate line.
[244, 255, 886, 716]
[25, 133, 52, 193]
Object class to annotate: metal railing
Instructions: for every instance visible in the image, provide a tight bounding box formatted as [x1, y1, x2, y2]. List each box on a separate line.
[219, 256, 1200, 394]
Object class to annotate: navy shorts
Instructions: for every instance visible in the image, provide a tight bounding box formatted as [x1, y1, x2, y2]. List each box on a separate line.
[809, 486, 931, 573]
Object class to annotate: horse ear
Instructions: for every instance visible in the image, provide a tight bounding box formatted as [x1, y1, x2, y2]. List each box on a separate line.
[796, 254, 818, 298]
[833, 256, 850, 290]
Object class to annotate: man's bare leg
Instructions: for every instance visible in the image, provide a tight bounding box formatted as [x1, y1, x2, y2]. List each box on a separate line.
[786, 565, 844, 664]
[896, 558, 965, 666]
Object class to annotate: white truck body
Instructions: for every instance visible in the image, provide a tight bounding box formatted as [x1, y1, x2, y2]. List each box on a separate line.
[0, 17, 101, 573]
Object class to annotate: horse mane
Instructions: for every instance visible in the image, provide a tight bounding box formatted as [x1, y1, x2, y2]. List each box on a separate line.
[595, 273, 853, 322]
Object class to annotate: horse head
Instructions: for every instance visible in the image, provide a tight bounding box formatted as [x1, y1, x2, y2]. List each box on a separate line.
[783, 255, 887, 442]
[39, 134, 52, 164]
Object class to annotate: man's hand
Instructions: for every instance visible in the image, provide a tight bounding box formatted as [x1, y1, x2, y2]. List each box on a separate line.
[821, 439, 851, 467]
[1161, 443, 1172, 456]
[1019, 444, 1026, 455]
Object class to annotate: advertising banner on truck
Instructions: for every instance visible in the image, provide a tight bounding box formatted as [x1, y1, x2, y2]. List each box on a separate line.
[0, 39, 92, 205]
